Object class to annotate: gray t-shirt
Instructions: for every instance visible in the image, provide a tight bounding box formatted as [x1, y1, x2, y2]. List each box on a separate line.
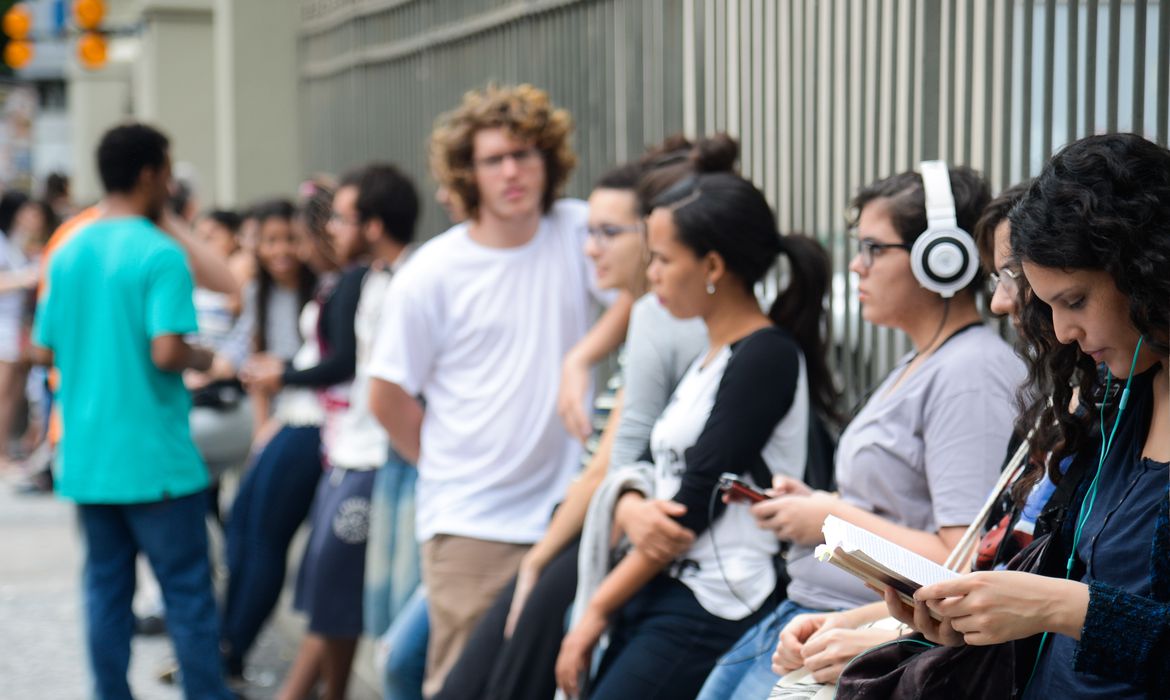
[610, 293, 707, 469]
[786, 324, 1026, 611]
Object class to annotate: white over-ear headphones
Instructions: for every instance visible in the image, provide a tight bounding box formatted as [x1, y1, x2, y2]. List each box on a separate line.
[911, 160, 979, 298]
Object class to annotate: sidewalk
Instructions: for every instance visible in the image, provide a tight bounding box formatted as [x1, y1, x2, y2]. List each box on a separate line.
[0, 475, 378, 699]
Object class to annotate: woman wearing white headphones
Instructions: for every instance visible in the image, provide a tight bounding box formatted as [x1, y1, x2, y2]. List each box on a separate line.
[699, 163, 1026, 699]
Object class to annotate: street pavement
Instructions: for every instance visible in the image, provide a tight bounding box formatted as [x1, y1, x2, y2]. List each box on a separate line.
[0, 474, 378, 700]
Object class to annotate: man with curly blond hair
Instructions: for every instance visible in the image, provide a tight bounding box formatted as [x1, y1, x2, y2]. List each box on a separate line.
[368, 84, 631, 695]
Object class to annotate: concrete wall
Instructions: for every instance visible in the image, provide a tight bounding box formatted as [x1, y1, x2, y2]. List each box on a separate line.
[137, 0, 217, 208]
[65, 0, 301, 207]
[213, 0, 301, 206]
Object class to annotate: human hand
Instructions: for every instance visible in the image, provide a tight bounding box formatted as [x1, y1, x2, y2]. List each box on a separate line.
[771, 474, 813, 496]
[240, 353, 284, 395]
[557, 353, 592, 442]
[184, 369, 211, 391]
[912, 571, 1089, 645]
[613, 493, 696, 564]
[773, 612, 834, 674]
[750, 491, 838, 545]
[556, 607, 608, 698]
[801, 626, 902, 683]
[883, 586, 966, 646]
[504, 556, 543, 639]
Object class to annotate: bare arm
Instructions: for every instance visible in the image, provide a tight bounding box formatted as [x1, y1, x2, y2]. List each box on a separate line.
[557, 547, 665, 695]
[151, 335, 214, 373]
[29, 344, 53, 367]
[527, 393, 623, 571]
[754, 492, 965, 564]
[558, 291, 634, 440]
[160, 213, 239, 295]
[831, 501, 965, 564]
[0, 267, 37, 294]
[369, 377, 423, 464]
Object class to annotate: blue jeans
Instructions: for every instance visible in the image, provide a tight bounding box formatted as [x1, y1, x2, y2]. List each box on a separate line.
[364, 452, 420, 637]
[697, 599, 825, 700]
[79, 491, 232, 700]
[221, 425, 322, 672]
[382, 586, 429, 700]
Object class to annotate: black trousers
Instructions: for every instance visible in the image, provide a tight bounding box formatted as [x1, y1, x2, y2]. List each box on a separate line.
[434, 538, 580, 700]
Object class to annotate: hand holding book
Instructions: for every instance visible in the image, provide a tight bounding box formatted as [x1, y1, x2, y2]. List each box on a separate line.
[814, 515, 960, 620]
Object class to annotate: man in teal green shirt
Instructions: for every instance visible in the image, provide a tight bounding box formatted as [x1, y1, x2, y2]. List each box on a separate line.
[32, 123, 233, 700]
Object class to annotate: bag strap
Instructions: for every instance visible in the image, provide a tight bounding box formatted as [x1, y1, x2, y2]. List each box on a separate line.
[944, 436, 1033, 573]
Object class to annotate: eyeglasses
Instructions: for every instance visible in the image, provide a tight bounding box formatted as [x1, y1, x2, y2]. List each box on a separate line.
[853, 235, 912, 269]
[473, 147, 540, 171]
[986, 267, 1021, 296]
[586, 223, 644, 244]
[328, 212, 359, 228]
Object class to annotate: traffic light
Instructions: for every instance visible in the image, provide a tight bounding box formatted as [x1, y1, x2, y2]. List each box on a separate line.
[77, 30, 104, 69]
[73, 0, 103, 31]
[73, 0, 107, 70]
[2, 3, 35, 70]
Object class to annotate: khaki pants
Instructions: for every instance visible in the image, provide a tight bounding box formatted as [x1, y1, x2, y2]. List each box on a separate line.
[421, 534, 529, 697]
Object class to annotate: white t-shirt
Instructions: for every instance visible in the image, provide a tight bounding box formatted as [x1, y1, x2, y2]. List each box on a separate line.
[273, 299, 325, 427]
[651, 333, 808, 619]
[368, 200, 607, 543]
[327, 259, 404, 470]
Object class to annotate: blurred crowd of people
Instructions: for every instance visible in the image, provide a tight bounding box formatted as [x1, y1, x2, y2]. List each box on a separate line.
[19, 83, 1170, 700]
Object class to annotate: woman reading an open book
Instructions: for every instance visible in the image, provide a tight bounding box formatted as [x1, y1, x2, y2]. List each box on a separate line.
[885, 134, 1170, 699]
[697, 165, 1027, 700]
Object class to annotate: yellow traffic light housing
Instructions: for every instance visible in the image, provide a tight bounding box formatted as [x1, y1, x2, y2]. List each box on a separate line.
[4, 40, 34, 69]
[77, 31, 106, 70]
[73, 0, 105, 32]
[2, 4, 32, 41]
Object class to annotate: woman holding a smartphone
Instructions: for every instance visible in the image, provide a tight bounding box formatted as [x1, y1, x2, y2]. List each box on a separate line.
[555, 159, 836, 699]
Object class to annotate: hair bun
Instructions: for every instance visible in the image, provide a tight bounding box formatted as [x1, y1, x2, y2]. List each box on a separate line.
[690, 133, 739, 173]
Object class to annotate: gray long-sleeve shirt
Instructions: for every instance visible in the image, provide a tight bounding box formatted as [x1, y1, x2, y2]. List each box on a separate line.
[609, 293, 707, 469]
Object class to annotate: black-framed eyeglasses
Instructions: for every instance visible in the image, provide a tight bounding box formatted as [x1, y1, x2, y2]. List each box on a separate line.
[986, 267, 1021, 296]
[853, 235, 912, 268]
[586, 223, 644, 244]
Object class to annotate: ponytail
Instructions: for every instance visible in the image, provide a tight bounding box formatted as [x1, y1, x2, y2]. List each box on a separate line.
[768, 233, 840, 423]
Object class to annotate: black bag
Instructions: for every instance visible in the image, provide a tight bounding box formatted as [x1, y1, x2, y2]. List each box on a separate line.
[836, 449, 1093, 700]
[190, 378, 245, 410]
[835, 535, 1054, 699]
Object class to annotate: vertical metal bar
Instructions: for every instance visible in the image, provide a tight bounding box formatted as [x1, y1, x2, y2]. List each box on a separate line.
[1021, 0, 1034, 177]
[1067, 0, 1079, 141]
[1086, 0, 1098, 133]
[982, 0, 996, 174]
[963, 0, 976, 163]
[763, 0, 777, 200]
[943, 0, 956, 161]
[1133, 0, 1147, 134]
[1106, 0, 1120, 132]
[998, 0, 1014, 188]
[683, 0, 697, 137]
[1041, 0, 1055, 157]
[793, 0, 805, 232]
[920, 0, 941, 160]
[1159, 0, 1170, 146]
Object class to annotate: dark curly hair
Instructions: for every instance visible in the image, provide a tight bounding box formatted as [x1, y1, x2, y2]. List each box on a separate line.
[1009, 133, 1170, 480]
[972, 181, 1031, 271]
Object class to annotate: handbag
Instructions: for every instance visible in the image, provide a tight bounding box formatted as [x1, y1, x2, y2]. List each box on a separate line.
[833, 535, 1054, 700]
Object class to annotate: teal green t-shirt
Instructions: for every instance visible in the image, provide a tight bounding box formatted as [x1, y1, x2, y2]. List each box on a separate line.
[33, 216, 207, 504]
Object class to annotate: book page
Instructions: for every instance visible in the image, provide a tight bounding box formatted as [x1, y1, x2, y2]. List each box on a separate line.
[816, 515, 958, 590]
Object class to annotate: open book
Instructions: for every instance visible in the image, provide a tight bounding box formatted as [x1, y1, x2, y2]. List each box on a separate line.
[814, 516, 959, 620]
